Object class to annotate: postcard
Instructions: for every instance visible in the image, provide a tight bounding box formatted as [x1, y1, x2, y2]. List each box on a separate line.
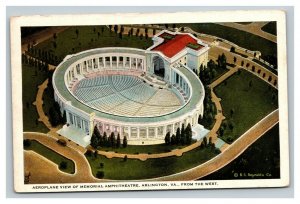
[10, 10, 289, 192]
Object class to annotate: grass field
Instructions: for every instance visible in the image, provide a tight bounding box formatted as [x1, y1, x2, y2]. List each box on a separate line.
[22, 64, 49, 133]
[24, 140, 75, 174]
[261, 22, 277, 36]
[215, 69, 278, 143]
[201, 123, 280, 180]
[33, 26, 153, 63]
[87, 145, 219, 180]
[97, 141, 196, 154]
[180, 23, 277, 63]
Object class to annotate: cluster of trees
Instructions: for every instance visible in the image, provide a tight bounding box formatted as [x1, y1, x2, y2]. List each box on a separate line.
[90, 126, 127, 149]
[199, 136, 221, 154]
[164, 123, 193, 145]
[26, 43, 61, 66]
[217, 53, 227, 69]
[198, 87, 217, 129]
[218, 120, 235, 139]
[198, 54, 227, 86]
[22, 54, 49, 72]
[48, 102, 66, 127]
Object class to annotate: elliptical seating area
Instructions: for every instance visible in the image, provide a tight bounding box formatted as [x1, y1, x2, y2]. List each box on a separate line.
[72, 74, 184, 117]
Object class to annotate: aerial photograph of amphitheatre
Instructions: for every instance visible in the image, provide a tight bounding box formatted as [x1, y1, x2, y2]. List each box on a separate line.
[21, 22, 280, 184]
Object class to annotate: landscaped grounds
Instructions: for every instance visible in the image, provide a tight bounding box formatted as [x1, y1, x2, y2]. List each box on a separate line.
[24, 140, 75, 174]
[215, 69, 278, 143]
[86, 144, 220, 180]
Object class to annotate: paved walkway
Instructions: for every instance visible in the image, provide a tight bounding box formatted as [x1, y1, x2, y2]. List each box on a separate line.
[216, 22, 277, 43]
[148, 109, 279, 181]
[33, 79, 52, 130]
[21, 26, 69, 53]
[24, 132, 102, 184]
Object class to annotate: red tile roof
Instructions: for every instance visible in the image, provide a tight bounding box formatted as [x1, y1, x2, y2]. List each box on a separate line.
[151, 32, 204, 58]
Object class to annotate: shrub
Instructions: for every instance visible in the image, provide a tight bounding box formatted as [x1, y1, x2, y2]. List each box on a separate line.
[23, 139, 31, 148]
[85, 149, 93, 157]
[96, 171, 104, 179]
[59, 161, 67, 170]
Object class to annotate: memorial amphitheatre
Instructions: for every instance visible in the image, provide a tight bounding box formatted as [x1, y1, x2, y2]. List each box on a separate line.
[21, 23, 280, 183]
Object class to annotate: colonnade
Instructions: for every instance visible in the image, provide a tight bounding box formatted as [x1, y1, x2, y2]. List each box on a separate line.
[65, 54, 146, 85]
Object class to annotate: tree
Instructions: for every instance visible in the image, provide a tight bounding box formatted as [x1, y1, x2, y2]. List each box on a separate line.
[175, 127, 181, 144]
[165, 132, 171, 145]
[217, 53, 227, 69]
[53, 33, 57, 40]
[185, 123, 192, 144]
[229, 121, 234, 131]
[180, 124, 185, 145]
[110, 132, 115, 147]
[123, 136, 127, 148]
[171, 134, 176, 145]
[230, 109, 234, 117]
[249, 80, 253, 88]
[103, 132, 108, 147]
[75, 29, 79, 38]
[116, 134, 121, 148]
[203, 137, 208, 147]
[208, 137, 212, 145]
[230, 46, 236, 53]
[90, 126, 100, 148]
[241, 61, 244, 66]
[123, 155, 128, 162]
[233, 56, 237, 64]
[94, 150, 98, 158]
[114, 25, 118, 34]
[59, 161, 67, 170]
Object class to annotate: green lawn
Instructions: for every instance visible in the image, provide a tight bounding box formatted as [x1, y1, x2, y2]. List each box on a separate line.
[32, 26, 153, 65]
[97, 141, 196, 154]
[22, 64, 49, 133]
[201, 123, 280, 180]
[24, 140, 75, 174]
[261, 22, 277, 36]
[215, 69, 278, 143]
[180, 23, 277, 65]
[87, 145, 219, 180]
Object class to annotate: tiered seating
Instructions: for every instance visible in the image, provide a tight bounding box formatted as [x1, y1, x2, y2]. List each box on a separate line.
[87, 94, 126, 111]
[147, 89, 182, 106]
[135, 105, 165, 116]
[120, 83, 157, 103]
[74, 85, 114, 102]
[112, 75, 142, 91]
[77, 76, 109, 88]
[111, 101, 142, 116]
[73, 74, 184, 117]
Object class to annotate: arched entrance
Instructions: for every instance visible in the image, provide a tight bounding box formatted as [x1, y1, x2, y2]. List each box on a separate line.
[153, 56, 165, 78]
